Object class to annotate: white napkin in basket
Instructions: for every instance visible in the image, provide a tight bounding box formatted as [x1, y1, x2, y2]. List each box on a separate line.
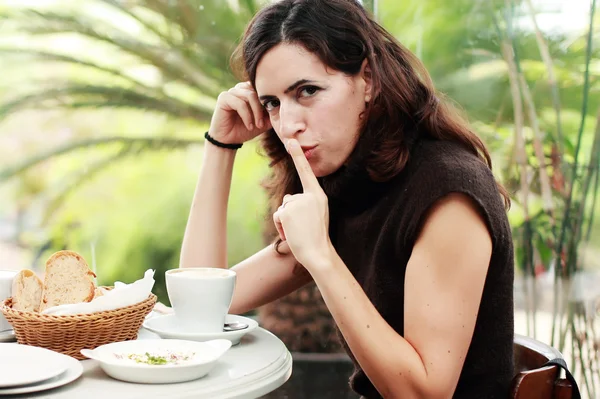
[41, 269, 155, 316]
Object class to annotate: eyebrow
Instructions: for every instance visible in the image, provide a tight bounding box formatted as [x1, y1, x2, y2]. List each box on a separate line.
[258, 79, 316, 101]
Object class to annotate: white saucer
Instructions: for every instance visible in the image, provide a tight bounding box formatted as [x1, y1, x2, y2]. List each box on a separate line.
[0, 330, 15, 343]
[143, 314, 258, 345]
[0, 352, 83, 395]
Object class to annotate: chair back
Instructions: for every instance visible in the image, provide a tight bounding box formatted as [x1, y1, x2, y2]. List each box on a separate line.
[511, 334, 574, 399]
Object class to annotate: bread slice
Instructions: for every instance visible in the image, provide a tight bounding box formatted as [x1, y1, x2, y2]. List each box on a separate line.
[11, 269, 43, 312]
[39, 250, 97, 312]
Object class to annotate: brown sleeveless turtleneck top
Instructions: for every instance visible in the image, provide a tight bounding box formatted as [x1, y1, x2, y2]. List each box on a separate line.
[326, 137, 515, 398]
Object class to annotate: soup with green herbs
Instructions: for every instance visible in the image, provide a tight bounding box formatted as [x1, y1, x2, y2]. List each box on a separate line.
[113, 350, 196, 366]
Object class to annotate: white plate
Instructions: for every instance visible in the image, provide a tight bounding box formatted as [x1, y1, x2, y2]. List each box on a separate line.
[143, 314, 258, 345]
[0, 352, 82, 395]
[81, 339, 232, 384]
[0, 330, 15, 343]
[0, 344, 70, 388]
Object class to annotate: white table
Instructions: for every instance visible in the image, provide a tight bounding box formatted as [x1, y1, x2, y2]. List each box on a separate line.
[13, 327, 292, 399]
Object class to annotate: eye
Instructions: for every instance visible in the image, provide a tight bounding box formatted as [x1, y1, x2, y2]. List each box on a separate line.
[263, 99, 280, 112]
[299, 85, 320, 98]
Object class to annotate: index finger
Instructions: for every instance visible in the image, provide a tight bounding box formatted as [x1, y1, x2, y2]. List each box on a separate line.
[286, 139, 321, 192]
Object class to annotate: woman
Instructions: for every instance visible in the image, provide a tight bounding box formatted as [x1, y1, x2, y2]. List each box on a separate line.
[180, 0, 515, 398]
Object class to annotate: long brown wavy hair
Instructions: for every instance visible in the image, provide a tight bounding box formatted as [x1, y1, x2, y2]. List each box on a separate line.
[231, 0, 510, 240]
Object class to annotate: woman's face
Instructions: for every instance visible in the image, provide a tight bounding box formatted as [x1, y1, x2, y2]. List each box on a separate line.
[255, 44, 371, 177]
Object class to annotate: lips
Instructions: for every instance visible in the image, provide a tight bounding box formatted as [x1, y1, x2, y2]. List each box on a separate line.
[300, 145, 317, 159]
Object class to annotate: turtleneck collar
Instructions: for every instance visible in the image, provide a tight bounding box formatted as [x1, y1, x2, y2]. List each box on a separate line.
[318, 131, 421, 213]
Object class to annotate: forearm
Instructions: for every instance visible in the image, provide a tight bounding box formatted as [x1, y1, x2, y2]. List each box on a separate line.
[180, 142, 236, 269]
[310, 248, 432, 399]
[230, 242, 313, 314]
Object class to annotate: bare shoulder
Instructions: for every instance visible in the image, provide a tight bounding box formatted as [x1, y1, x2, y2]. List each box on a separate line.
[417, 192, 492, 255]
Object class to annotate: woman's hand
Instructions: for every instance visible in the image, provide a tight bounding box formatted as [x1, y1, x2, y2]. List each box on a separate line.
[272, 139, 332, 271]
[208, 81, 272, 144]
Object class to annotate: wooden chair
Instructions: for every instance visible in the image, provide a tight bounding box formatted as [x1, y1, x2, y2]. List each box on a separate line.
[511, 334, 578, 399]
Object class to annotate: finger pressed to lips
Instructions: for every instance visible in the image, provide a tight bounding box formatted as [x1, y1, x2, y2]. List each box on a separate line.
[286, 139, 321, 192]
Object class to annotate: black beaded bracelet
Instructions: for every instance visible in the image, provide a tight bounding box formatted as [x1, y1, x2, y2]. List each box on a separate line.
[204, 132, 243, 150]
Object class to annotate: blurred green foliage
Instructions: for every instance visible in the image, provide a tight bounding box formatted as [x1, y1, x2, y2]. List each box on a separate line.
[0, 0, 599, 302]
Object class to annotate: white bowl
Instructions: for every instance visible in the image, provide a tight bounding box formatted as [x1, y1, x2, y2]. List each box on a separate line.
[81, 339, 232, 384]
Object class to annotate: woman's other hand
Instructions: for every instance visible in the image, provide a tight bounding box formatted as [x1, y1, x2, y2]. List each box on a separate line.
[208, 81, 272, 144]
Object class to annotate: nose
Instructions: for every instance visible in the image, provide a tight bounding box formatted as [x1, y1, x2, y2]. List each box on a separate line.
[278, 101, 305, 139]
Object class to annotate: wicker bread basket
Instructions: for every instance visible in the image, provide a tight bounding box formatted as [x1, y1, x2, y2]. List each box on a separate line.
[1, 288, 157, 360]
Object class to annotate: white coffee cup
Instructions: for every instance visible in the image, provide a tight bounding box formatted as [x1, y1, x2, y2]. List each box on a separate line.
[165, 268, 236, 333]
[0, 270, 18, 332]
